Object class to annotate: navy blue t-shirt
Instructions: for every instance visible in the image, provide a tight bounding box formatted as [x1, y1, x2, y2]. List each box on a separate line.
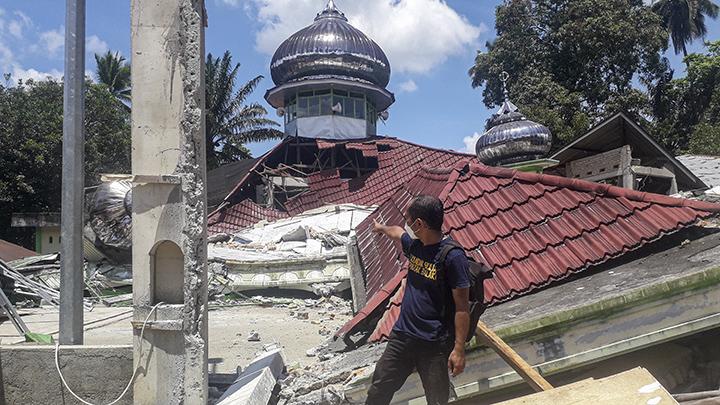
[393, 233, 471, 342]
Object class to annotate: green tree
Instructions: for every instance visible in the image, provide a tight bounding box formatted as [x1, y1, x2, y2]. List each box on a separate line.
[205, 51, 283, 170]
[652, 0, 719, 67]
[0, 79, 131, 246]
[95, 51, 131, 104]
[651, 40, 720, 153]
[469, 0, 668, 146]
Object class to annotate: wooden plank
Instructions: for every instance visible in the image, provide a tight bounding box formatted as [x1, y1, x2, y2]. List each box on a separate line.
[475, 321, 553, 392]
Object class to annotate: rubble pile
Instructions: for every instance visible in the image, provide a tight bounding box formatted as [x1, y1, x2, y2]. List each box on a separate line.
[207, 205, 374, 296]
[274, 343, 387, 405]
[2, 255, 94, 310]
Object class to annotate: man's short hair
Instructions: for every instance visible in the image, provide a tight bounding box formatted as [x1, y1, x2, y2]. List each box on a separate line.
[407, 195, 444, 231]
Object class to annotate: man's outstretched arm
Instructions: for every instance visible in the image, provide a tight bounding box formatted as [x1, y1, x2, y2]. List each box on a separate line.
[372, 219, 405, 240]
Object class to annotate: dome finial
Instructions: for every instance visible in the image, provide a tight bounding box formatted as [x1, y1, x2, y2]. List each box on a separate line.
[316, 0, 347, 21]
[500, 71, 510, 102]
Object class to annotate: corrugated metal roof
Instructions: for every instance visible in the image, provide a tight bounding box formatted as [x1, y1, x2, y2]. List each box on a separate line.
[336, 161, 720, 342]
[207, 158, 259, 209]
[676, 154, 720, 188]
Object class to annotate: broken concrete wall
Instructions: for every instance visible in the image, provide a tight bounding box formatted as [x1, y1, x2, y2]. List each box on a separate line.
[130, 0, 208, 403]
[0, 345, 132, 405]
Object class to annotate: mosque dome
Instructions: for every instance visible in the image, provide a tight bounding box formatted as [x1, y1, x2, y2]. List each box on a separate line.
[269, 0, 391, 88]
[476, 74, 552, 166]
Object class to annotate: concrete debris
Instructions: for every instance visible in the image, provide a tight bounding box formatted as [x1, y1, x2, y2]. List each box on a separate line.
[209, 233, 232, 244]
[207, 204, 373, 296]
[276, 343, 386, 405]
[247, 331, 261, 342]
[216, 348, 286, 405]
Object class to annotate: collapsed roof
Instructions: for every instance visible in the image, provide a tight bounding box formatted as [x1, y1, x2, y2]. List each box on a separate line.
[208, 136, 471, 234]
[335, 160, 720, 344]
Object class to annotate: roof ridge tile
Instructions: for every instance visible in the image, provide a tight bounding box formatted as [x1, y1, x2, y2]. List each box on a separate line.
[468, 163, 720, 213]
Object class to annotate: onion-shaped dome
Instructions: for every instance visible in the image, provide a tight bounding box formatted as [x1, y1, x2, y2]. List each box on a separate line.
[476, 83, 552, 166]
[270, 0, 391, 88]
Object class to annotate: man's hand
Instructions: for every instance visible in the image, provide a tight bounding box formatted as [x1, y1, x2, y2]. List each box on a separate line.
[372, 219, 385, 234]
[372, 220, 405, 240]
[448, 347, 466, 377]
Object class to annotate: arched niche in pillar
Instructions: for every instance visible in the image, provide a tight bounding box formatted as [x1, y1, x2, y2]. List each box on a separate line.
[150, 240, 184, 305]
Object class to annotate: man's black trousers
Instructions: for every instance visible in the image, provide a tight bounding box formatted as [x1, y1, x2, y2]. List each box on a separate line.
[366, 331, 453, 405]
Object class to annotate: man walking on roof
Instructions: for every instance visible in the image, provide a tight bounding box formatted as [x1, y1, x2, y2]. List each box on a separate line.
[366, 195, 470, 405]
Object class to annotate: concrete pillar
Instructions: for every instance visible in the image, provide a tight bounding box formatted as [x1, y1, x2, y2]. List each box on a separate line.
[130, 1, 208, 403]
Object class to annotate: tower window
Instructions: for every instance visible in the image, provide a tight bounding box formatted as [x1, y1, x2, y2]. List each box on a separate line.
[284, 89, 375, 121]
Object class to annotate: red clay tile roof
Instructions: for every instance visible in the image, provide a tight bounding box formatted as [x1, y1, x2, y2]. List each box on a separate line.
[208, 199, 289, 234]
[0, 239, 36, 262]
[336, 161, 720, 342]
[208, 137, 471, 232]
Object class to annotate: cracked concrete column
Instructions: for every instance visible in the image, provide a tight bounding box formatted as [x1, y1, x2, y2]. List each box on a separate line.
[130, 0, 208, 403]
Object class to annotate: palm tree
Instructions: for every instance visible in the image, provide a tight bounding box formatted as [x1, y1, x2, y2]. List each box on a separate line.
[94, 51, 131, 104]
[205, 51, 283, 169]
[652, 0, 720, 67]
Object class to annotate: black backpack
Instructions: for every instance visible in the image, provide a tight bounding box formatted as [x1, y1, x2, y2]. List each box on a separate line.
[405, 238, 494, 343]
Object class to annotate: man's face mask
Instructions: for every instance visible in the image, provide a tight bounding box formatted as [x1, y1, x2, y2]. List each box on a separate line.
[405, 218, 420, 240]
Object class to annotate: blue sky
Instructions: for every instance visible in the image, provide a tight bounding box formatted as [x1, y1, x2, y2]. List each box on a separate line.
[0, 0, 718, 157]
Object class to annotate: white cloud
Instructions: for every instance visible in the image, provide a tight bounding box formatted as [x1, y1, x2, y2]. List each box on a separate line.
[0, 11, 62, 85]
[8, 11, 32, 38]
[247, 0, 485, 75]
[8, 20, 22, 38]
[462, 132, 482, 154]
[218, 0, 242, 6]
[398, 79, 418, 93]
[86, 35, 108, 55]
[12, 66, 62, 83]
[40, 28, 64, 55]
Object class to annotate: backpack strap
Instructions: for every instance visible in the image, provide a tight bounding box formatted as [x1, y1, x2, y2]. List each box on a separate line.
[436, 239, 465, 326]
[436, 239, 464, 280]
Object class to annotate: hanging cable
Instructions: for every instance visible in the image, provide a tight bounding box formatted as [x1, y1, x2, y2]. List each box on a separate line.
[54, 301, 165, 405]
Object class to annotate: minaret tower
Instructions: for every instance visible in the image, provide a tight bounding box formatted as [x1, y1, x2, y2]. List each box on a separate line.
[265, 0, 395, 139]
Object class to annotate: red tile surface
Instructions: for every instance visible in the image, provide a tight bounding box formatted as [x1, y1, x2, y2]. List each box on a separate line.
[337, 161, 720, 342]
[208, 199, 289, 234]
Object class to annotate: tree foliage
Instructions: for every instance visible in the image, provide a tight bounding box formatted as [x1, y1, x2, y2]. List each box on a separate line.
[95, 51, 131, 105]
[651, 40, 720, 154]
[469, 0, 668, 146]
[205, 51, 283, 170]
[652, 0, 719, 63]
[0, 79, 131, 244]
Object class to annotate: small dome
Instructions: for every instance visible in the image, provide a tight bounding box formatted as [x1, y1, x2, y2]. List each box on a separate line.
[476, 96, 552, 166]
[270, 0, 391, 88]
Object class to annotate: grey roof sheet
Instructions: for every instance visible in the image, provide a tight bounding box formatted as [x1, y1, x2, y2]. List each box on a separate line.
[677, 155, 720, 188]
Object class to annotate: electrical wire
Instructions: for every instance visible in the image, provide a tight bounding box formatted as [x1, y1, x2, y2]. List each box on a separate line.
[54, 302, 165, 405]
